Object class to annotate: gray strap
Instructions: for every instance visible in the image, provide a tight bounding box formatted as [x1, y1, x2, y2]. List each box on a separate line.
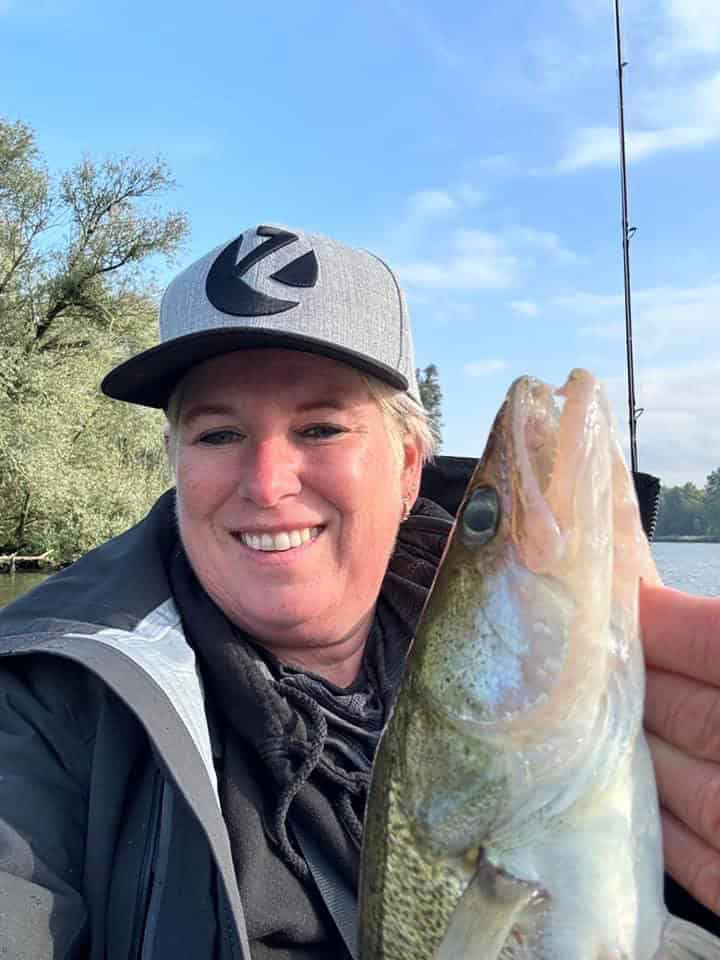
[290, 817, 359, 960]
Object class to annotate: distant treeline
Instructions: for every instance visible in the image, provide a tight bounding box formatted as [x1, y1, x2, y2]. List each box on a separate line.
[655, 470, 720, 540]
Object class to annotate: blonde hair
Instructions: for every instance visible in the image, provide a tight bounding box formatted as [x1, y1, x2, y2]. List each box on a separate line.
[357, 373, 437, 468]
[164, 361, 438, 469]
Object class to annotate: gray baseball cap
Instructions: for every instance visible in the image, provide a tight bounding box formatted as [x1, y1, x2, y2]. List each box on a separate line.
[101, 223, 420, 407]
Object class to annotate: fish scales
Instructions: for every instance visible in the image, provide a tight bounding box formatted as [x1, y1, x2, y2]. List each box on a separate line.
[359, 370, 720, 960]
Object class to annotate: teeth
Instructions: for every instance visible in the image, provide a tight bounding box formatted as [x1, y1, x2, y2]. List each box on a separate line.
[239, 527, 321, 552]
[274, 532, 291, 551]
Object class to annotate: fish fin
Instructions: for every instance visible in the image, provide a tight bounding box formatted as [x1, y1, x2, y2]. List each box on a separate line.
[652, 916, 720, 959]
[434, 856, 547, 960]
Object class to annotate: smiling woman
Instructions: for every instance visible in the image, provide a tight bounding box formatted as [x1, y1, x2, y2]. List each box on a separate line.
[0, 222, 451, 960]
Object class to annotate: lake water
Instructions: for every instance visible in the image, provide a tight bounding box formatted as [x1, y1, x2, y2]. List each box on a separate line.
[1, 543, 719, 610]
[652, 542, 720, 597]
[0, 571, 49, 609]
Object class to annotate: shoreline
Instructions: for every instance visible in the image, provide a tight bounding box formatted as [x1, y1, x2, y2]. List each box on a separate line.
[0, 556, 60, 574]
[653, 536, 720, 544]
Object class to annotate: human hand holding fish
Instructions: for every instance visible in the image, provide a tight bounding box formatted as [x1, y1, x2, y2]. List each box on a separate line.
[359, 369, 720, 959]
[642, 583, 720, 917]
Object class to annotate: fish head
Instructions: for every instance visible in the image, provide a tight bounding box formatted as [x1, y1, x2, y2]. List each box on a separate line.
[415, 368, 620, 736]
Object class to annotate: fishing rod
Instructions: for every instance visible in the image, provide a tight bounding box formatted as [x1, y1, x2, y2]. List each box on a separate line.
[613, 0, 640, 474]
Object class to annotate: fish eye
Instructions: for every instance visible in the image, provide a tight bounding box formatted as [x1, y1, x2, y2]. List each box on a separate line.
[461, 487, 500, 546]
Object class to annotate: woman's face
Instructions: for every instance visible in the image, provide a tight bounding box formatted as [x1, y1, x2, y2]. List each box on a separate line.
[170, 349, 422, 664]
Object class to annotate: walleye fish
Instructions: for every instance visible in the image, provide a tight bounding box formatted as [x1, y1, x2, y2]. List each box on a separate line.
[359, 369, 720, 960]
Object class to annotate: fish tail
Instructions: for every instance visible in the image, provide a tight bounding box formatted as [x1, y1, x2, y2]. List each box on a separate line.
[652, 916, 720, 958]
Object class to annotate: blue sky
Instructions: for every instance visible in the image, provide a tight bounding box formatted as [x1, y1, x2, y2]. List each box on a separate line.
[3, 0, 719, 485]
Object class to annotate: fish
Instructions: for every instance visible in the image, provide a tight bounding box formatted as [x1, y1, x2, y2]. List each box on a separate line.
[359, 369, 720, 960]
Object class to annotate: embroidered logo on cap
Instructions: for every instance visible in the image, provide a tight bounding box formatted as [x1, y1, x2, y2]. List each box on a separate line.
[205, 225, 319, 317]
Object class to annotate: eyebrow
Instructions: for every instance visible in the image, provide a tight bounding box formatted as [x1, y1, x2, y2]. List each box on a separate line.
[294, 396, 353, 413]
[180, 403, 238, 425]
[181, 395, 354, 425]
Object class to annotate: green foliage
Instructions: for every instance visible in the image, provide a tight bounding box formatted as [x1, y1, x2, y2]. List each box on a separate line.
[655, 472, 720, 540]
[416, 364, 443, 448]
[704, 468, 720, 537]
[655, 483, 707, 537]
[0, 118, 187, 565]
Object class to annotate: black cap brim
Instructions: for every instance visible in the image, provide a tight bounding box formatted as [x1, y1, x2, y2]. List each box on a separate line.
[100, 328, 409, 409]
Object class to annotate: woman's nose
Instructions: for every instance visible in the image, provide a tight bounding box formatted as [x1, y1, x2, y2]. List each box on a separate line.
[241, 436, 301, 508]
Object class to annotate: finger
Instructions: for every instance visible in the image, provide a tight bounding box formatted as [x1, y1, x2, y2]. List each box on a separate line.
[646, 668, 720, 761]
[648, 732, 720, 856]
[659, 804, 720, 917]
[640, 582, 720, 684]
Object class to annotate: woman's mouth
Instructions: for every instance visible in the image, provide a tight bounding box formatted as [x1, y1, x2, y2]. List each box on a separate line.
[235, 526, 324, 552]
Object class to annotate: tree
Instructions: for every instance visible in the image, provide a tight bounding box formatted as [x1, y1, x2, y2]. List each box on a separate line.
[705, 467, 720, 537]
[0, 118, 189, 564]
[416, 364, 443, 448]
[655, 482, 708, 538]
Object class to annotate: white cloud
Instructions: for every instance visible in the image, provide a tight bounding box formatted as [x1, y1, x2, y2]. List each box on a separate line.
[476, 153, 519, 175]
[394, 216, 578, 293]
[550, 1, 720, 173]
[563, 283, 720, 355]
[407, 190, 458, 219]
[556, 123, 719, 172]
[555, 127, 618, 172]
[555, 291, 624, 313]
[510, 299, 540, 318]
[398, 229, 518, 290]
[406, 185, 485, 221]
[400, 257, 514, 291]
[455, 184, 485, 207]
[656, 0, 720, 58]
[383, 183, 487, 259]
[638, 71, 720, 130]
[464, 360, 510, 376]
[509, 227, 580, 263]
[603, 360, 720, 485]
[565, 0, 613, 25]
[629, 126, 719, 159]
[579, 319, 625, 341]
[555, 283, 720, 484]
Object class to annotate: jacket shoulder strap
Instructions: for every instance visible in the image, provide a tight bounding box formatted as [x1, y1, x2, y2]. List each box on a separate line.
[289, 815, 358, 960]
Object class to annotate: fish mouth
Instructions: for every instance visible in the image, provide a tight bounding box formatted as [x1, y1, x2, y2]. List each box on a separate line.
[508, 368, 608, 573]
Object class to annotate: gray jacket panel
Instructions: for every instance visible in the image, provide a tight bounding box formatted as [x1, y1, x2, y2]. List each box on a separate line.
[0, 491, 250, 959]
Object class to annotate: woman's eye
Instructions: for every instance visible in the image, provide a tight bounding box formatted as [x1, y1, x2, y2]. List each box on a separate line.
[199, 429, 243, 445]
[299, 424, 348, 440]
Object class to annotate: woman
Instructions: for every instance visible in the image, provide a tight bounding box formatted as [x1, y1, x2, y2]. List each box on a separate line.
[0, 223, 718, 959]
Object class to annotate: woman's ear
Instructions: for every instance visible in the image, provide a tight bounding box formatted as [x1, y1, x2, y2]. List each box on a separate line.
[401, 438, 423, 508]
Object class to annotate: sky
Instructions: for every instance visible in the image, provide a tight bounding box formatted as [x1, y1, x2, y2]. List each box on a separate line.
[2, 0, 719, 486]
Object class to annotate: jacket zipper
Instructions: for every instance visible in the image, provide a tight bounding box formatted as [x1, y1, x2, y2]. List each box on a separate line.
[128, 772, 165, 960]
